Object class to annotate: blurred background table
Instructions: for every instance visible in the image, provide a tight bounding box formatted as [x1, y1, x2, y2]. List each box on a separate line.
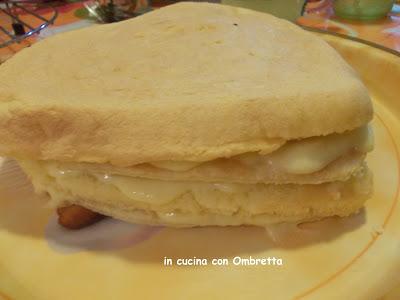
[298, 0, 400, 52]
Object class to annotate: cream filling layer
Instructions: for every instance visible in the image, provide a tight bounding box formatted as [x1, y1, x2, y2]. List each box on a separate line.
[18, 159, 370, 218]
[148, 125, 373, 174]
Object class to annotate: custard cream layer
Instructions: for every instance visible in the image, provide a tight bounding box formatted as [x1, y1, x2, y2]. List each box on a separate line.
[148, 125, 373, 174]
[19, 159, 371, 223]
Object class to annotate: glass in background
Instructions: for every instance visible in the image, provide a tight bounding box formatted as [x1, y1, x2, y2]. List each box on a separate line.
[333, 0, 395, 20]
[221, 0, 306, 22]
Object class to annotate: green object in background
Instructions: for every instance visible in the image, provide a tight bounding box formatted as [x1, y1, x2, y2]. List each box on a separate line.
[333, 0, 395, 20]
[221, 0, 306, 22]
